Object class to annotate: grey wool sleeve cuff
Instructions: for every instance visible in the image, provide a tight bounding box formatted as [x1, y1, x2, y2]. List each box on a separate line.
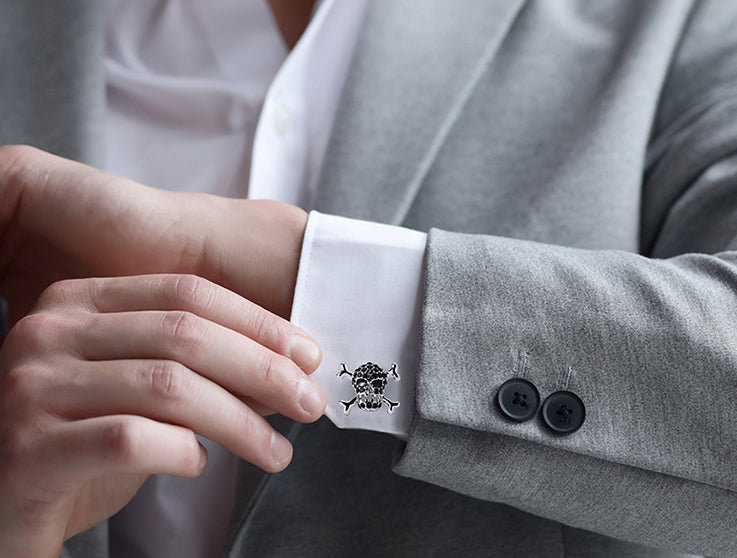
[394, 228, 737, 557]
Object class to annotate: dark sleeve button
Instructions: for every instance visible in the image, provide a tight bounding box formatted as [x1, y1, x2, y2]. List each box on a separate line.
[541, 391, 585, 434]
[496, 378, 540, 422]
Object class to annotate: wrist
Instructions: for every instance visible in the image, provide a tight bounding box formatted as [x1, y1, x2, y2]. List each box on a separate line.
[192, 197, 308, 319]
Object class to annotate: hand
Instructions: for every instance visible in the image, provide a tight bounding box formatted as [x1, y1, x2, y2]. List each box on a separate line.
[0, 145, 307, 325]
[0, 274, 325, 558]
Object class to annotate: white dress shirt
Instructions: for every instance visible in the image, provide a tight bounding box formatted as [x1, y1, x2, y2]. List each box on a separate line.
[105, 1, 425, 556]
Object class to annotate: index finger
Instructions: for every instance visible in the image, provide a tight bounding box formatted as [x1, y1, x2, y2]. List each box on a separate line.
[34, 274, 322, 372]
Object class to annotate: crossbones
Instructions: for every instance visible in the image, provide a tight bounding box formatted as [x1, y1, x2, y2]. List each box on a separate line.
[338, 362, 400, 414]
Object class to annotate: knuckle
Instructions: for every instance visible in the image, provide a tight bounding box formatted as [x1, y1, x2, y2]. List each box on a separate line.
[0, 144, 41, 161]
[231, 407, 257, 439]
[171, 274, 212, 310]
[256, 351, 290, 387]
[35, 282, 65, 308]
[0, 364, 42, 404]
[35, 279, 85, 309]
[0, 146, 51, 239]
[161, 311, 203, 353]
[7, 313, 64, 351]
[145, 360, 191, 406]
[0, 145, 50, 200]
[251, 312, 285, 352]
[101, 418, 143, 464]
[0, 145, 42, 179]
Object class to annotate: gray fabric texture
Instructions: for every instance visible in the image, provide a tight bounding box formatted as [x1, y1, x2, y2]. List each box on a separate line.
[0, 0, 106, 166]
[0, 0, 733, 556]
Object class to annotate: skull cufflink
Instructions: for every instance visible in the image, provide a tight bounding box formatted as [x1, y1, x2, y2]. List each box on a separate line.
[338, 362, 399, 414]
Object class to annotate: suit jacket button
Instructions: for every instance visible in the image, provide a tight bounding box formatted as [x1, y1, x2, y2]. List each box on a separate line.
[496, 378, 540, 422]
[541, 391, 585, 434]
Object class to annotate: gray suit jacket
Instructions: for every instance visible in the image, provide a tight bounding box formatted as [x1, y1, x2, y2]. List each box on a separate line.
[2, 0, 736, 556]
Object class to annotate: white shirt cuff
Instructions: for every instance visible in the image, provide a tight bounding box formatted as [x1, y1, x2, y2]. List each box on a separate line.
[290, 211, 427, 440]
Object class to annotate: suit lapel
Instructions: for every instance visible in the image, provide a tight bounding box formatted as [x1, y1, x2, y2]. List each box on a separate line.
[314, 0, 526, 226]
[0, 0, 107, 165]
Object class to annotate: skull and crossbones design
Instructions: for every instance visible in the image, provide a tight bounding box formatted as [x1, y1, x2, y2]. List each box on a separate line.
[338, 362, 400, 414]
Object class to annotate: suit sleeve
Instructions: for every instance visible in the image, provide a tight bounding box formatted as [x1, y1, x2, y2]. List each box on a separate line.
[394, 3, 737, 556]
[396, 229, 737, 555]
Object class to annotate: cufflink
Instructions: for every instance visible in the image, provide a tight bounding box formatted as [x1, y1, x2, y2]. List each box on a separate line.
[338, 362, 399, 414]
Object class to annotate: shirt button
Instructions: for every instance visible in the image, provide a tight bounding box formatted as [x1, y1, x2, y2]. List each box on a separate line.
[496, 378, 540, 422]
[273, 101, 291, 135]
[541, 391, 586, 434]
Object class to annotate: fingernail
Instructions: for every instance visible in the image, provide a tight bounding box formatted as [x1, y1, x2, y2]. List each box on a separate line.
[288, 334, 321, 369]
[297, 377, 326, 417]
[270, 432, 293, 468]
[199, 446, 209, 472]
